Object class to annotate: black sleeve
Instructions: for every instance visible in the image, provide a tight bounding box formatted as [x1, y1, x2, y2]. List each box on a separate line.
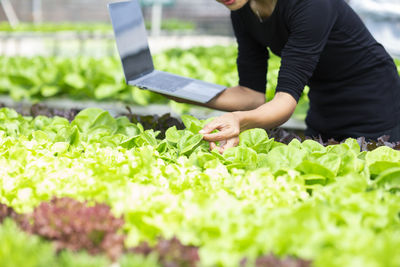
[276, 0, 337, 101]
[231, 13, 269, 93]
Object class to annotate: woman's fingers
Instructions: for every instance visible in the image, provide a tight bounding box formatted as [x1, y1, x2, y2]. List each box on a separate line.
[202, 131, 232, 142]
[200, 120, 239, 142]
[199, 119, 220, 135]
[200, 118, 230, 141]
[209, 141, 217, 151]
[200, 113, 241, 149]
[210, 139, 238, 154]
[210, 141, 224, 154]
[220, 137, 239, 153]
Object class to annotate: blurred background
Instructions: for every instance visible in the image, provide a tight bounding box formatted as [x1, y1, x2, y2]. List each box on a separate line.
[0, 0, 399, 129]
[1, 0, 398, 56]
[0, 0, 235, 57]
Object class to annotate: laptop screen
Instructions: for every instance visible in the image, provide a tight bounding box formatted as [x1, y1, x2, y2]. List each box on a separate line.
[108, 0, 154, 82]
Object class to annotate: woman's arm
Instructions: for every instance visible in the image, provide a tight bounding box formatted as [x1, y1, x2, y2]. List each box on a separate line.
[200, 92, 297, 153]
[234, 91, 297, 130]
[162, 85, 266, 112]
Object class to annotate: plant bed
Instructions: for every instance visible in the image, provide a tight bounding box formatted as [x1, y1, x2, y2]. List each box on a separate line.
[1, 199, 312, 267]
[0, 101, 397, 151]
[0, 46, 310, 121]
[0, 107, 400, 266]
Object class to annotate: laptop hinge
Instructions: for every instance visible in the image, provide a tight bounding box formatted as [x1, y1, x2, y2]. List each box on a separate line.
[128, 69, 154, 83]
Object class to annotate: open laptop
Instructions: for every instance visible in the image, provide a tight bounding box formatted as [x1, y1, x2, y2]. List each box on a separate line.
[108, 0, 226, 103]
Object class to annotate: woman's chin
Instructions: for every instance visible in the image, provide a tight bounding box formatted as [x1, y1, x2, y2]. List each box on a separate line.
[218, 0, 248, 11]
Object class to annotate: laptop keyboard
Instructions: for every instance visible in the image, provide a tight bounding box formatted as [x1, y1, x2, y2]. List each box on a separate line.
[136, 72, 192, 92]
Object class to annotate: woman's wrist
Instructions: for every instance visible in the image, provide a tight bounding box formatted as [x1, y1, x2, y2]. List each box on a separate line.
[233, 92, 297, 133]
[232, 110, 254, 132]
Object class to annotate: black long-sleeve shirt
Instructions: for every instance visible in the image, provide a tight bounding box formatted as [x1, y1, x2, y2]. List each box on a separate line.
[231, 0, 400, 140]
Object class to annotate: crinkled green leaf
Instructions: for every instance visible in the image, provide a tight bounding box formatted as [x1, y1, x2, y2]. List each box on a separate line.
[177, 132, 203, 155]
[374, 167, 400, 191]
[181, 115, 203, 134]
[165, 126, 182, 143]
[64, 73, 85, 89]
[239, 128, 274, 153]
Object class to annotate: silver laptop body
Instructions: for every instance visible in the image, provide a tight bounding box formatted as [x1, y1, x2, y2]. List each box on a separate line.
[108, 0, 226, 103]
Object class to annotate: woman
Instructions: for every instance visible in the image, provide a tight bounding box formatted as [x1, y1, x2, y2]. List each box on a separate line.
[178, 0, 400, 153]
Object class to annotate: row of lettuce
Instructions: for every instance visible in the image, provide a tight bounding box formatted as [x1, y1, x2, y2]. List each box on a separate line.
[0, 20, 195, 33]
[0, 107, 399, 266]
[1, 197, 308, 267]
[0, 46, 240, 102]
[0, 198, 196, 267]
[1, 45, 399, 119]
[0, 46, 309, 120]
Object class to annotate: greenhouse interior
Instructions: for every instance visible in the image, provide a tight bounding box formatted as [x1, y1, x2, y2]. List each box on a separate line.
[0, 0, 400, 266]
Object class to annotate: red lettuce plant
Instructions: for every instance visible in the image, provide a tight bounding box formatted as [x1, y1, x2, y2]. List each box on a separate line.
[240, 253, 311, 267]
[130, 237, 200, 267]
[25, 197, 125, 261]
[255, 254, 311, 267]
[0, 203, 16, 223]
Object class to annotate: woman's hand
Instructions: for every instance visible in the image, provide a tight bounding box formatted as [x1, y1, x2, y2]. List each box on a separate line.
[199, 112, 242, 154]
[199, 92, 297, 153]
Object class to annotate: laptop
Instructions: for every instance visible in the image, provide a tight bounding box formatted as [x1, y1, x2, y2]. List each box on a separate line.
[107, 0, 226, 103]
